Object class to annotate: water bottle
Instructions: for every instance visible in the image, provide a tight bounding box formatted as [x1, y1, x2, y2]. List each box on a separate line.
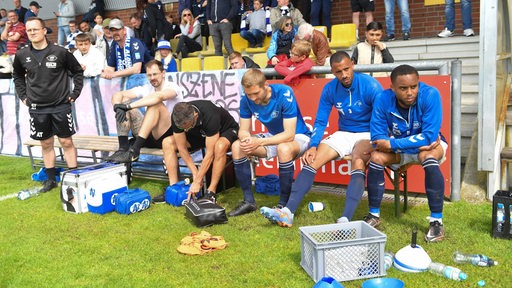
[453, 251, 498, 267]
[384, 251, 395, 270]
[509, 204, 512, 234]
[428, 262, 467, 281]
[496, 203, 505, 232]
[17, 187, 41, 200]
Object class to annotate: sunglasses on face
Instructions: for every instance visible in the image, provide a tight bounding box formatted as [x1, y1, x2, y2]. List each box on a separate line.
[284, 23, 292, 27]
[183, 13, 191, 16]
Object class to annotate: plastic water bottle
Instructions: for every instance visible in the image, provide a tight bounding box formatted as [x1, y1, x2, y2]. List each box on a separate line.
[496, 203, 505, 232]
[453, 251, 498, 267]
[428, 262, 467, 281]
[17, 187, 41, 200]
[384, 251, 395, 270]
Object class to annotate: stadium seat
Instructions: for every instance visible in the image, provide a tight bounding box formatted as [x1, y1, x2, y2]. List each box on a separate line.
[169, 38, 180, 53]
[224, 33, 248, 54]
[329, 23, 357, 50]
[199, 36, 218, 57]
[251, 53, 269, 68]
[203, 56, 226, 71]
[188, 36, 207, 58]
[180, 57, 202, 72]
[245, 36, 271, 54]
[313, 26, 328, 38]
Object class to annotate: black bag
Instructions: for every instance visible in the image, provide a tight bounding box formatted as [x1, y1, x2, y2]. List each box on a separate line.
[184, 199, 228, 227]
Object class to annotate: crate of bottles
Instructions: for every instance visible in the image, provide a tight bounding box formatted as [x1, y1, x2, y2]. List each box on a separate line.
[299, 221, 387, 283]
[492, 190, 512, 239]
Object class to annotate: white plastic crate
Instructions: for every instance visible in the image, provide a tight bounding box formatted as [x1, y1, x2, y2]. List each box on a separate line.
[299, 221, 387, 283]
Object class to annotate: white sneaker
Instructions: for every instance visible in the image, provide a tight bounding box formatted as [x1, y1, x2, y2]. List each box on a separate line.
[336, 216, 349, 224]
[437, 28, 454, 38]
[463, 28, 475, 37]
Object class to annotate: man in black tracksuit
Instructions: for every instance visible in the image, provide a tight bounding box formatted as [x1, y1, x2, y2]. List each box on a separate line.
[12, 17, 84, 193]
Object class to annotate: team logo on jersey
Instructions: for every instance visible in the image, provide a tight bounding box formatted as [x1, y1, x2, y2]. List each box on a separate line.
[413, 121, 421, 129]
[254, 112, 259, 119]
[133, 42, 140, 51]
[392, 122, 402, 136]
[353, 100, 363, 107]
[25, 57, 31, 63]
[284, 90, 293, 102]
[335, 102, 342, 109]
[271, 110, 279, 118]
[47, 55, 58, 61]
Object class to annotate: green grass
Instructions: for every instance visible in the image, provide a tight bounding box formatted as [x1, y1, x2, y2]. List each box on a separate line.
[0, 155, 511, 288]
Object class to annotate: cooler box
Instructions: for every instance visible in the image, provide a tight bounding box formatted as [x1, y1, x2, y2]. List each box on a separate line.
[60, 163, 128, 214]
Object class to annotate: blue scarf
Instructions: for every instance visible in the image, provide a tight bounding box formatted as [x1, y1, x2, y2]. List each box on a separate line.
[115, 36, 132, 71]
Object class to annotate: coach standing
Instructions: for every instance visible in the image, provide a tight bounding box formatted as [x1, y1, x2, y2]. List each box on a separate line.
[12, 17, 84, 193]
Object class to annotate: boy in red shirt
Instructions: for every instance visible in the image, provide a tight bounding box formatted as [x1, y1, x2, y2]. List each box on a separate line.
[275, 39, 314, 86]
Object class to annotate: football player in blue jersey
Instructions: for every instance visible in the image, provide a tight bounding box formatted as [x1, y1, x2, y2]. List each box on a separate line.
[368, 64, 447, 242]
[228, 68, 312, 218]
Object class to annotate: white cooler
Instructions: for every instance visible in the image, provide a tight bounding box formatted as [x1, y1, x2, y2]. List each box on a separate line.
[60, 163, 128, 214]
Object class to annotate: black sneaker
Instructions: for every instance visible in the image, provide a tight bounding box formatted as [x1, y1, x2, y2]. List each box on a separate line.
[403, 32, 410, 40]
[228, 200, 257, 217]
[110, 149, 139, 163]
[386, 34, 395, 41]
[106, 150, 128, 163]
[425, 221, 445, 242]
[152, 193, 166, 204]
[203, 190, 216, 203]
[39, 179, 58, 193]
[363, 213, 381, 228]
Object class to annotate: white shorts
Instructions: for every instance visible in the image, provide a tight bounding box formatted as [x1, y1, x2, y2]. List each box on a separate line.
[255, 133, 311, 160]
[389, 140, 449, 170]
[321, 131, 371, 159]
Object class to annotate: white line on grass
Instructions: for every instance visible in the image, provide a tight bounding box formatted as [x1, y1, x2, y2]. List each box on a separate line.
[0, 193, 18, 202]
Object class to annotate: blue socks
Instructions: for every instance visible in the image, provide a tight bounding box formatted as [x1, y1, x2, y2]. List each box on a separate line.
[367, 161, 385, 216]
[286, 165, 316, 213]
[278, 160, 295, 207]
[234, 158, 255, 203]
[423, 158, 444, 218]
[342, 169, 366, 220]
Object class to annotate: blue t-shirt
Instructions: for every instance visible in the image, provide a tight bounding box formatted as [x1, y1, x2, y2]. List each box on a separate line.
[107, 37, 152, 73]
[240, 83, 311, 137]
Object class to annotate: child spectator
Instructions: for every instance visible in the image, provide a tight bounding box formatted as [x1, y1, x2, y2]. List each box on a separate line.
[154, 40, 178, 72]
[275, 39, 314, 86]
[351, 21, 394, 77]
[92, 12, 103, 38]
[266, 15, 295, 68]
[240, 0, 269, 48]
[72, 33, 105, 77]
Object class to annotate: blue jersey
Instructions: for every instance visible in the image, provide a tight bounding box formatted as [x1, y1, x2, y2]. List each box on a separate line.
[107, 37, 152, 73]
[240, 84, 311, 137]
[371, 82, 443, 154]
[309, 72, 383, 148]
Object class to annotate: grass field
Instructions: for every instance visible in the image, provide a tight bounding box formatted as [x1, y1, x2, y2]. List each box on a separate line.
[0, 155, 511, 288]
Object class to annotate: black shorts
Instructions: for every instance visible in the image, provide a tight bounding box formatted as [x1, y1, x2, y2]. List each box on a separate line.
[29, 107, 75, 140]
[143, 127, 174, 149]
[186, 127, 239, 152]
[351, 0, 375, 12]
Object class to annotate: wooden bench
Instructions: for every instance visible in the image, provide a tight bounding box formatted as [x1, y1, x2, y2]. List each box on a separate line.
[501, 147, 512, 189]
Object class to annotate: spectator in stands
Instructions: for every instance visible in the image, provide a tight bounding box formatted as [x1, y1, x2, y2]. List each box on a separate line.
[174, 9, 202, 58]
[275, 39, 314, 86]
[1, 10, 26, 62]
[95, 18, 113, 58]
[266, 15, 294, 68]
[130, 12, 153, 55]
[12, 17, 83, 193]
[164, 13, 181, 40]
[154, 40, 178, 72]
[136, 0, 165, 50]
[296, 23, 331, 66]
[191, 0, 208, 41]
[228, 51, 260, 69]
[178, 0, 192, 20]
[260, 51, 382, 227]
[351, 21, 394, 75]
[101, 19, 153, 80]
[13, 0, 28, 24]
[82, 0, 105, 27]
[171, 101, 240, 203]
[0, 9, 9, 54]
[384, 0, 411, 41]
[310, 0, 332, 36]
[351, 0, 374, 40]
[105, 61, 184, 195]
[78, 20, 96, 45]
[228, 68, 311, 217]
[367, 64, 447, 242]
[206, 0, 238, 56]
[55, 0, 75, 46]
[73, 33, 105, 77]
[269, 0, 305, 31]
[92, 12, 103, 39]
[240, 0, 268, 48]
[438, 0, 474, 38]
[65, 20, 79, 49]
[24, 1, 40, 23]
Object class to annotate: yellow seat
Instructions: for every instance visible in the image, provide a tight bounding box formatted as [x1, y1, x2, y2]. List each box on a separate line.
[224, 33, 248, 54]
[329, 23, 357, 50]
[313, 26, 328, 38]
[245, 36, 271, 54]
[180, 57, 202, 72]
[197, 35, 217, 57]
[169, 38, 180, 53]
[187, 36, 207, 57]
[203, 56, 226, 71]
[251, 53, 269, 69]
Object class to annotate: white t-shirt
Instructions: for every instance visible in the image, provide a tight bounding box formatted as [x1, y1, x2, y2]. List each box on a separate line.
[130, 80, 184, 113]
